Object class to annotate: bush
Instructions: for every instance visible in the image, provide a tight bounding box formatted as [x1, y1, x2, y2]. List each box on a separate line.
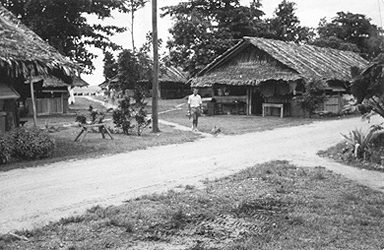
[0, 132, 15, 164]
[112, 97, 151, 136]
[12, 127, 56, 160]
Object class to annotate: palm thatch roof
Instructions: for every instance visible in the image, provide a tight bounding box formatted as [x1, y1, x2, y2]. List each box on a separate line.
[0, 82, 19, 99]
[159, 65, 188, 83]
[191, 37, 369, 87]
[99, 65, 188, 89]
[0, 4, 79, 79]
[27, 75, 89, 88]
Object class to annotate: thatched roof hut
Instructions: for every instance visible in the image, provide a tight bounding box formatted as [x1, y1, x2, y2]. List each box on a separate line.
[0, 4, 79, 79]
[100, 65, 190, 99]
[190, 37, 369, 117]
[191, 36, 368, 87]
[0, 4, 82, 125]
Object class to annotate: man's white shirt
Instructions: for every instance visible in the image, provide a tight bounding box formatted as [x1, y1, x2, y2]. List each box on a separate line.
[188, 94, 202, 108]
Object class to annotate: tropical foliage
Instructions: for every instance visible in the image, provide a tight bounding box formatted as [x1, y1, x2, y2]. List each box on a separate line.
[341, 125, 383, 159]
[293, 80, 327, 118]
[1, 0, 129, 72]
[311, 12, 383, 60]
[161, 0, 266, 75]
[264, 0, 313, 43]
[112, 97, 151, 136]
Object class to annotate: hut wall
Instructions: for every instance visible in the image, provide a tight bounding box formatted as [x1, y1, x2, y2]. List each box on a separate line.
[316, 95, 344, 114]
[26, 95, 66, 115]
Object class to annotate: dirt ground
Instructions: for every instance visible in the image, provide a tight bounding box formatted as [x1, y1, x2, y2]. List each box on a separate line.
[1, 114, 384, 234]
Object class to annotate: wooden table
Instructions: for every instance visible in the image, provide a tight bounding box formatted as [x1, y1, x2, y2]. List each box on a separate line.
[262, 103, 284, 118]
[74, 123, 114, 142]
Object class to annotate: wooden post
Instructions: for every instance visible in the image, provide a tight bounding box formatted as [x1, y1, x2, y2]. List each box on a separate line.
[29, 77, 37, 126]
[151, 0, 159, 132]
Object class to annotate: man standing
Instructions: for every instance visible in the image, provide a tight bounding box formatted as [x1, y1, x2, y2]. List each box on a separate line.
[188, 88, 203, 132]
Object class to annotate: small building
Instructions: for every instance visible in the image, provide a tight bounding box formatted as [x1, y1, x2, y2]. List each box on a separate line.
[190, 37, 369, 117]
[100, 65, 190, 100]
[0, 4, 80, 125]
[23, 76, 88, 115]
[157, 65, 190, 99]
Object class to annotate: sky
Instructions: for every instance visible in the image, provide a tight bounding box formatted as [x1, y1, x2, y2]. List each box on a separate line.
[81, 0, 384, 86]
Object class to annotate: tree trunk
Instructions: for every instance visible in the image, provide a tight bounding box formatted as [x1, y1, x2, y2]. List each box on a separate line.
[131, 0, 135, 51]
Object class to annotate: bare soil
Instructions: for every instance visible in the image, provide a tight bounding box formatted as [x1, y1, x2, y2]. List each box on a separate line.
[1, 114, 384, 234]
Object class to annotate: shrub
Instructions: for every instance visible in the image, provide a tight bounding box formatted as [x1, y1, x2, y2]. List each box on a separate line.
[112, 97, 151, 136]
[12, 127, 56, 160]
[341, 125, 383, 159]
[0, 132, 15, 164]
[293, 79, 327, 118]
[112, 97, 134, 135]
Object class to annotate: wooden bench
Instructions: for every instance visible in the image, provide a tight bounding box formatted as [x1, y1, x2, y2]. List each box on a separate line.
[262, 103, 284, 118]
[74, 123, 114, 142]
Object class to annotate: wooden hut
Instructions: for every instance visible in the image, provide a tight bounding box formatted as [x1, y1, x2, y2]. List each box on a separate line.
[190, 37, 369, 117]
[0, 4, 80, 125]
[100, 65, 189, 100]
[157, 66, 189, 99]
[23, 75, 89, 115]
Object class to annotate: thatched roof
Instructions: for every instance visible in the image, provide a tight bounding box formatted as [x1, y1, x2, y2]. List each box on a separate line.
[28, 75, 89, 88]
[159, 65, 188, 83]
[191, 37, 369, 87]
[0, 82, 19, 99]
[0, 4, 79, 79]
[99, 65, 188, 89]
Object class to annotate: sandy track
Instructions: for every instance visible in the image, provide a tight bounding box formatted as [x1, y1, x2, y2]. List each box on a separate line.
[1, 115, 384, 234]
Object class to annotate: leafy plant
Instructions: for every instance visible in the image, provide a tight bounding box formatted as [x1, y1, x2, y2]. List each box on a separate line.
[112, 97, 134, 135]
[112, 97, 151, 136]
[294, 79, 327, 117]
[10, 127, 55, 160]
[0, 132, 15, 164]
[341, 125, 383, 159]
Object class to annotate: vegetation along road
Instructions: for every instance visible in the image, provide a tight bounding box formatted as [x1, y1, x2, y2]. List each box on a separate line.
[1, 115, 384, 234]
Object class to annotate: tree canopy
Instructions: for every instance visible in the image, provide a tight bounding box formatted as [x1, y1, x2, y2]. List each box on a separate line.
[265, 0, 313, 43]
[1, 0, 129, 73]
[162, 0, 315, 76]
[312, 12, 383, 59]
[161, 0, 266, 76]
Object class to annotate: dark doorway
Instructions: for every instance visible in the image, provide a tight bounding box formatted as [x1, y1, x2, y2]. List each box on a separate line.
[251, 89, 263, 115]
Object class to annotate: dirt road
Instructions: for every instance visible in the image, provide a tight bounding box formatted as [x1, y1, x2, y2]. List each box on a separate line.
[1, 115, 384, 234]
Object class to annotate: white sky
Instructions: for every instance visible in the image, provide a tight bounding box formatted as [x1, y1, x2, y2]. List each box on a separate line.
[81, 0, 383, 86]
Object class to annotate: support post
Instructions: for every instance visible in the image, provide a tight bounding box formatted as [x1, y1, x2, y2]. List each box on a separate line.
[151, 0, 159, 132]
[29, 76, 37, 126]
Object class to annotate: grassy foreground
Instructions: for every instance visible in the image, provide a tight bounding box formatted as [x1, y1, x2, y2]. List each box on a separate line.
[1, 161, 383, 249]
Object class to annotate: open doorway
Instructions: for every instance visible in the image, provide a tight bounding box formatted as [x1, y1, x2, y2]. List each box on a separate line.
[251, 89, 263, 115]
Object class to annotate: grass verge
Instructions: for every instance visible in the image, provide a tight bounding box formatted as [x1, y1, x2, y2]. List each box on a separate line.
[1, 161, 383, 249]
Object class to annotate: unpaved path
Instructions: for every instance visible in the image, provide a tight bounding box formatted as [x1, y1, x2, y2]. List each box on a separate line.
[1, 114, 384, 234]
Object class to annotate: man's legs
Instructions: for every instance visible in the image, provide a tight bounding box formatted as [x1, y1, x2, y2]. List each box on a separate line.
[192, 112, 197, 131]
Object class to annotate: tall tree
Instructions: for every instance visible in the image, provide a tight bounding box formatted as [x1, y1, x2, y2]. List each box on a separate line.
[265, 0, 313, 43]
[161, 0, 266, 76]
[117, 49, 152, 103]
[102, 51, 118, 81]
[1, 0, 128, 73]
[125, 0, 148, 51]
[312, 12, 383, 59]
